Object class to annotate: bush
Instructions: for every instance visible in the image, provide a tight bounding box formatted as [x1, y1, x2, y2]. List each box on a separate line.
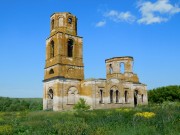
[73, 98, 90, 111]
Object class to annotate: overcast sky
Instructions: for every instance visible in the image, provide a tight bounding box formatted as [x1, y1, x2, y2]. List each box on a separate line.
[0, 0, 180, 97]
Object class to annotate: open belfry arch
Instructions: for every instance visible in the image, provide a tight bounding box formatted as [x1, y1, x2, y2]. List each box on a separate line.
[43, 12, 148, 111]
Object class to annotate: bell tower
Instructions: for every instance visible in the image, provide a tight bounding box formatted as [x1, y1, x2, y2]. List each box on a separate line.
[44, 12, 84, 81]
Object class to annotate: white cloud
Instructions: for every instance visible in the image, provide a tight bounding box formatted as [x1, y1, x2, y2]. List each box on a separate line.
[138, 0, 180, 24]
[95, 20, 106, 27]
[104, 10, 136, 23]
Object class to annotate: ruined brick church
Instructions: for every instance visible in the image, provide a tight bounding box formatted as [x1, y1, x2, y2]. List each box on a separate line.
[43, 12, 148, 111]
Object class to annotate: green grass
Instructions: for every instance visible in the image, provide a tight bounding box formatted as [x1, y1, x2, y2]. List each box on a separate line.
[0, 102, 179, 135]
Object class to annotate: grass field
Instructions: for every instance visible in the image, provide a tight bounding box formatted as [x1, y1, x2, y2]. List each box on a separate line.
[0, 102, 179, 135]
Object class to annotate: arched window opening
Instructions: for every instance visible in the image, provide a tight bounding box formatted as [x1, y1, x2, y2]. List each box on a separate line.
[125, 91, 128, 103]
[110, 90, 113, 103]
[134, 90, 138, 96]
[59, 17, 64, 27]
[49, 69, 54, 74]
[109, 64, 113, 74]
[67, 39, 73, 57]
[134, 90, 138, 106]
[99, 90, 103, 103]
[51, 19, 55, 30]
[116, 90, 119, 103]
[67, 87, 78, 104]
[142, 94, 144, 103]
[120, 63, 125, 74]
[68, 17, 72, 24]
[50, 40, 54, 58]
[48, 89, 53, 99]
[67, 90, 75, 104]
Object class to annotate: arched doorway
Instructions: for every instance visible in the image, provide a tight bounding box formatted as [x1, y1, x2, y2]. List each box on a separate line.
[47, 89, 53, 110]
[134, 90, 138, 107]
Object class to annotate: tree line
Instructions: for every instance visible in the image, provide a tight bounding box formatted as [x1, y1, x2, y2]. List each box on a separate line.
[148, 85, 180, 103]
[0, 97, 42, 111]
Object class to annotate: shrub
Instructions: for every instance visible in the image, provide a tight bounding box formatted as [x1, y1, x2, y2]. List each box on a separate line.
[73, 98, 90, 111]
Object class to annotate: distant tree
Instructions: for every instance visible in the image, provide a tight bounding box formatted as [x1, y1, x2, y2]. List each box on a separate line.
[0, 97, 42, 111]
[148, 85, 180, 103]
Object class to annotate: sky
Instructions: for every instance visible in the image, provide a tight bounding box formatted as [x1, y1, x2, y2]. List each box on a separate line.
[0, 0, 180, 98]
